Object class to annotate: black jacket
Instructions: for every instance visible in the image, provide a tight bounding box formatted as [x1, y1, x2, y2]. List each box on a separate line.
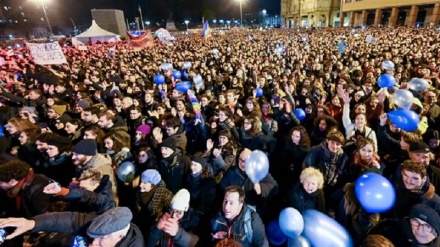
[286, 182, 326, 213]
[32, 211, 144, 247]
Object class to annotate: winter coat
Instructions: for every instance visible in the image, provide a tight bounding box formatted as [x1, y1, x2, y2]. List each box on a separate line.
[220, 166, 278, 215]
[145, 208, 200, 247]
[239, 130, 277, 156]
[77, 153, 117, 200]
[286, 182, 326, 213]
[388, 165, 440, 219]
[211, 204, 269, 247]
[369, 218, 440, 247]
[302, 140, 349, 190]
[135, 180, 173, 234]
[158, 149, 190, 194]
[32, 211, 145, 247]
[184, 173, 217, 215]
[43, 152, 76, 187]
[55, 175, 115, 214]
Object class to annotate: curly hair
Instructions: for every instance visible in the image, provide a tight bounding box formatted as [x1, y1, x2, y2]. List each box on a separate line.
[402, 160, 427, 178]
[0, 160, 31, 182]
[300, 167, 324, 189]
[289, 126, 311, 151]
[243, 116, 262, 137]
[214, 238, 243, 247]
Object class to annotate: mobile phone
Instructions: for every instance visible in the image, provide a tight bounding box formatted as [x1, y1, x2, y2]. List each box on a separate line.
[0, 227, 7, 244]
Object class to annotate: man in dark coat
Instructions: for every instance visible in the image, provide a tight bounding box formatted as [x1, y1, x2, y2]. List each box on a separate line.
[0, 159, 54, 218]
[220, 148, 278, 217]
[211, 186, 269, 247]
[0, 207, 144, 247]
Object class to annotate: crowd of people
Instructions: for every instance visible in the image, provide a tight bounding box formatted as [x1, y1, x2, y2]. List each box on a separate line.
[0, 25, 439, 247]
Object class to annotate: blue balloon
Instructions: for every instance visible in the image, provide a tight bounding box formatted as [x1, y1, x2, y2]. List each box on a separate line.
[355, 173, 396, 213]
[377, 74, 396, 88]
[0, 125, 3, 137]
[256, 88, 263, 97]
[244, 150, 269, 183]
[266, 220, 287, 246]
[172, 70, 182, 79]
[154, 74, 165, 85]
[294, 108, 306, 121]
[279, 208, 304, 238]
[302, 210, 353, 247]
[116, 162, 135, 182]
[387, 109, 420, 132]
[182, 70, 189, 80]
[175, 81, 192, 93]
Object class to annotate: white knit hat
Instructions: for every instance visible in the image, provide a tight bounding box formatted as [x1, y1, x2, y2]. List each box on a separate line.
[171, 189, 190, 211]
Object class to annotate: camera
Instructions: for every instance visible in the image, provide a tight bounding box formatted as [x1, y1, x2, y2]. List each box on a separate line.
[0, 227, 7, 244]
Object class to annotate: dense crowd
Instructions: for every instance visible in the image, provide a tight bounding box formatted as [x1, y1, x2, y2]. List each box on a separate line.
[0, 26, 439, 247]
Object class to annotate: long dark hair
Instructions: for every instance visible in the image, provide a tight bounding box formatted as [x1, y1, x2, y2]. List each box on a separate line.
[288, 126, 311, 151]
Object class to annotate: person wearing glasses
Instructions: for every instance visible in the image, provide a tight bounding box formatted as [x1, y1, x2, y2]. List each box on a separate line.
[219, 148, 278, 217]
[146, 189, 200, 247]
[368, 203, 440, 247]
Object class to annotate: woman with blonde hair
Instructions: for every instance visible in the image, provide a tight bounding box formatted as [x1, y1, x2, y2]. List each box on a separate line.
[286, 167, 326, 213]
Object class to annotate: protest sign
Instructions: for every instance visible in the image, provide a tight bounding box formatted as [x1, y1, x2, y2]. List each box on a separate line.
[26, 42, 67, 65]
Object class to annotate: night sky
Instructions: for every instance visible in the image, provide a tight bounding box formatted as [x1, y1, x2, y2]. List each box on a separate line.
[57, 0, 280, 27]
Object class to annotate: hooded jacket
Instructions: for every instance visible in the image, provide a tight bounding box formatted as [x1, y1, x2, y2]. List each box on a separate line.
[303, 140, 349, 188]
[78, 153, 117, 200]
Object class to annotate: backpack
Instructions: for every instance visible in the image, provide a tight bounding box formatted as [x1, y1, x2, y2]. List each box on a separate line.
[212, 205, 256, 244]
[243, 205, 256, 244]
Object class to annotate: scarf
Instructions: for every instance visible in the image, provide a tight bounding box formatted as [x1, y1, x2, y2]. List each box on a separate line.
[8, 168, 35, 211]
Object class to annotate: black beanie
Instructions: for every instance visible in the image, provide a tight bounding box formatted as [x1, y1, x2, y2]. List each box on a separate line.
[192, 156, 207, 168]
[161, 138, 176, 152]
[73, 139, 97, 156]
[409, 204, 440, 235]
[46, 135, 71, 148]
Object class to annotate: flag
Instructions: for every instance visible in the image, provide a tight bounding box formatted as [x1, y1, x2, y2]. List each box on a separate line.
[126, 30, 154, 50]
[201, 21, 211, 39]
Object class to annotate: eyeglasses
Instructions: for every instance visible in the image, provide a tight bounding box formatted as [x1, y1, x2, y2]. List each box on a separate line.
[170, 209, 183, 217]
[410, 218, 433, 232]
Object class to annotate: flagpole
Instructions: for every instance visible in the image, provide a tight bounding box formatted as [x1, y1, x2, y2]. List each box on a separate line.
[139, 5, 145, 30]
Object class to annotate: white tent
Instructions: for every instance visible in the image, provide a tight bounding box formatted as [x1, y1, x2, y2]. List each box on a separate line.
[72, 20, 120, 45]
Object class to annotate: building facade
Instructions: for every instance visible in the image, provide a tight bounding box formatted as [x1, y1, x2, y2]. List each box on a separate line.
[281, 0, 341, 28]
[341, 0, 440, 27]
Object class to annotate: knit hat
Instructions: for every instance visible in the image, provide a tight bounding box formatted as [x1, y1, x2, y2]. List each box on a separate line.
[161, 138, 176, 152]
[76, 99, 90, 109]
[21, 106, 37, 115]
[409, 142, 431, 153]
[136, 124, 151, 136]
[47, 135, 71, 148]
[413, 98, 423, 108]
[141, 169, 161, 185]
[87, 207, 133, 238]
[51, 105, 67, 116]
[192, 156, 207, 168]
[56, 114, 72, 125]
[409, 204, 440, 235]
[171, 189, 190, 212]
[73, 139, 97, 156]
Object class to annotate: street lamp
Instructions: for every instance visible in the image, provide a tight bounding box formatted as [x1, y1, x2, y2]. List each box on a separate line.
[236, 0, 243, 26]
[184, 20, 189, 31]
[213, 19, 217, 28]
[35, 0, 53, 35]
[145, 21, 150, 26]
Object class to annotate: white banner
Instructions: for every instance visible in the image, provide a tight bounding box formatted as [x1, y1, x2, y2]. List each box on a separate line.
[26, 42, 67, 65]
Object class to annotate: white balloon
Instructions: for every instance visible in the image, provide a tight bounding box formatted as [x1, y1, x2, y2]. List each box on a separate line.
[183, 61, 192, 69]
[382, 60, 395, 70]
[408, 78, 430, 92]
[393, 89, 414, 109]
